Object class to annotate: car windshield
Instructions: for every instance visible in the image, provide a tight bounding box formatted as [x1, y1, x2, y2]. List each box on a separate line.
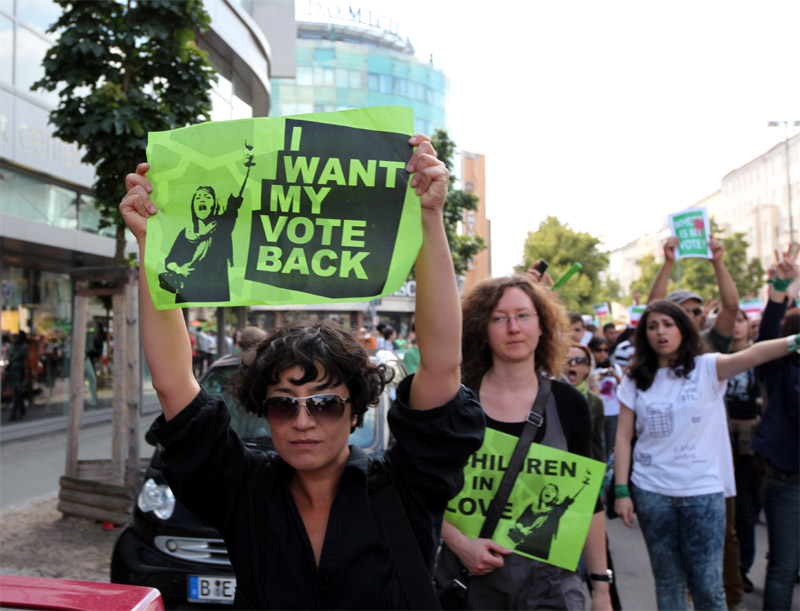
[199, 364, 379, 451]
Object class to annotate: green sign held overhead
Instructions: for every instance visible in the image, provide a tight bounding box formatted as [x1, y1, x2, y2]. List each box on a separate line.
[668, 207, 712, 259]
[144, 107, 421, 309]
[445, 428, 605, 571]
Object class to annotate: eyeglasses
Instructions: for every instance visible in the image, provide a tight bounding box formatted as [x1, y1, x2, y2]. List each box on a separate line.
[489, 312, 537, 325]
[263, 394, 350, 423]
[685, 307, 703, 317]
[566, 357, 590, 366]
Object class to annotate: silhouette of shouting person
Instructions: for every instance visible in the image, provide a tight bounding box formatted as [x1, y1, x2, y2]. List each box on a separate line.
[160, 144, 255, 303]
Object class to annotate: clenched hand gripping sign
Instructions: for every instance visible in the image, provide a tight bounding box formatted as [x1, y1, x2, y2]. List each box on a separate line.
[446, 429, 605, 571]
[144, 107, 421, 309]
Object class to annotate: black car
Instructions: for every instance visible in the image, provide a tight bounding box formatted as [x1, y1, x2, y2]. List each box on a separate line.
[111, 350, 406, 608]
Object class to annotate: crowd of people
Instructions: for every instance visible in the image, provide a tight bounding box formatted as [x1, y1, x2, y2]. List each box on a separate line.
[119, 133, 799, 610]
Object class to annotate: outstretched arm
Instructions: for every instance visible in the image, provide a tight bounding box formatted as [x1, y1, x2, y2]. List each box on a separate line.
[716, 335, 800, 381]
[709, 238, 739, 337]
[120, 163, 201, 421]
[406, 134, 461, 411]
[647, 236, 679, 303]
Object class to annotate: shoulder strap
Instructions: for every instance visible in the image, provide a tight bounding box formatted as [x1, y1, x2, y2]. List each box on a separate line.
[369, 470, 441, 610]
[479, 376, 552, 539]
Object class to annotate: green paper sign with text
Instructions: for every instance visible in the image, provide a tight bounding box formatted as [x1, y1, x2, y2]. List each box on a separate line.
[668, 207, 712, 259]
[144, 107, 420, 309]
[445, 428, 605, 571]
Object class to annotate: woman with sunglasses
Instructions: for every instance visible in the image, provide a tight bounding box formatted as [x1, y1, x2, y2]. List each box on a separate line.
[588, 336, 623, 460]
[614, 299, 800, 611]
[119, 134, 485, 610]
[438, 275, 612, 610]
[564, 344, 605, 463]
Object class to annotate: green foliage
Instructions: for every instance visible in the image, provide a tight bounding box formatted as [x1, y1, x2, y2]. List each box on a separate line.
[33, 0, 217, 262]
[429, 129, 486, 277]
[514, 216, 610, 312]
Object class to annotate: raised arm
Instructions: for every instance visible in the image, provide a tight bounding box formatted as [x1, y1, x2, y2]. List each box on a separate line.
[647, 236, 679, 303]
[406, 134, 461, 411]
[120, 163, 201, 420]
[709, 238, 739, 337]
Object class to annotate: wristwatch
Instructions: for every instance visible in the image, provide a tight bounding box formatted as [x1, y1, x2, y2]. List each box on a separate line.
[589, 570, 614, 584]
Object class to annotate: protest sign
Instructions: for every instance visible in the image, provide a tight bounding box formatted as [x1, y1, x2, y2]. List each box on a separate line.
[668, 207, 711, 259]
[628, 304, 647, 326]
[739, 297, 764, 319]
[592, 302, 611, 324]
[144, 107, 421, 309]
[445, 428, 605, 571]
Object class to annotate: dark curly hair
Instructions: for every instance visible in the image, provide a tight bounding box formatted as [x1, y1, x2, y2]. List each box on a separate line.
[461, 275, 570, 390]
[231, 320, 391, 431]
[628, 300, 702, 391]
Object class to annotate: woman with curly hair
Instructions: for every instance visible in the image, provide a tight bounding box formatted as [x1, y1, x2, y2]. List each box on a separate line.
[118, 134, 485, 610]
[614, 299, 800, 611]
[441, 275, 613, 610]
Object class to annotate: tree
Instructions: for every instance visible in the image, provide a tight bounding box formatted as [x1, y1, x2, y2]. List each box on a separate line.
[515, 216, 610, 312]
[33, 0, 217, 263]
[429, 129, 486, 277]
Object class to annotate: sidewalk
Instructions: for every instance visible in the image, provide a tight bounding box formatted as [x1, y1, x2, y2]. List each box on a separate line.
[0, 410, 158, 512]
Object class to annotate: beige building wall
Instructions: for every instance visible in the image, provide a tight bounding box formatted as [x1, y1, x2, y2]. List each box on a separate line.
[461, 151, 491, 292]
[718, 132, 800, 264]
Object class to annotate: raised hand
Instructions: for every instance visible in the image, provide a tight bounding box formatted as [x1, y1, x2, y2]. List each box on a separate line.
[406, 134, 449, 214]
[120, 163, 156, 244]
[664, 236, 680, 262]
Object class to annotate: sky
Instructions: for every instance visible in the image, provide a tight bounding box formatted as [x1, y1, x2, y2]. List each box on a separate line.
[373, 0, 800, 276]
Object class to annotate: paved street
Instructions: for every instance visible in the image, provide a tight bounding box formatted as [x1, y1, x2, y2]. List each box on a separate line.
[1, 416, 797, 609]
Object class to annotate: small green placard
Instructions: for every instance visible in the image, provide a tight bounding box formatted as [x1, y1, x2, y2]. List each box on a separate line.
[144, 106, 421, 309]
[445, 428, 605, 571]
[668, 207, 711, 259]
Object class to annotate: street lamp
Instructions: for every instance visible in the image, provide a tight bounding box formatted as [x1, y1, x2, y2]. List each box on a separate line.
[767, 120, 800, 244]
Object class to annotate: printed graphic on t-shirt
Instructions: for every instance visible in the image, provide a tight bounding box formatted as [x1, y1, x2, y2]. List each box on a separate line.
[646, 403, 674, 438]
[726, 370, 751, 402]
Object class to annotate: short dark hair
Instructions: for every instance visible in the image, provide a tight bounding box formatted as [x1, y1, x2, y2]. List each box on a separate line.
[588, 336, 608, 352]
[232, 320, 391, 430]
[381, 326, 395, 340]
[628, 300, 702, 391]
[603, 322, 616, 332]
[568, 312, 584, 326]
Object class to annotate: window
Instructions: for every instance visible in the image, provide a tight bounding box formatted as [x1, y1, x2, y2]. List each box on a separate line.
[296, 66, 313, 86]
[0, 166, 77, 229]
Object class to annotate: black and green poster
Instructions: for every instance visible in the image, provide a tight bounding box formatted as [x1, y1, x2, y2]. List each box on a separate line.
[446, 429, 606, 571]
[144, 106, 420, 309]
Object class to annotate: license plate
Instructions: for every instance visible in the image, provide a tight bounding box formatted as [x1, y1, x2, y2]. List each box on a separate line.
[188, 575, 236, 603]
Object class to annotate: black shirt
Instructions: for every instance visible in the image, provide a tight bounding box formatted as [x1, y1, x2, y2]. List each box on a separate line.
[151, 375, 485, 609]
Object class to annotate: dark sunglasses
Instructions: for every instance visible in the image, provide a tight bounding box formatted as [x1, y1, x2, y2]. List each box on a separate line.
[686, 307, 703, 317]
[263, 394, 350, 423]
[566, 357, 590, 366]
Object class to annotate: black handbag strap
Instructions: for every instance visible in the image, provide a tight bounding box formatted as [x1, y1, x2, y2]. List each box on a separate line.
[479, 376, 552, 539]
[369, 471, 442, 610]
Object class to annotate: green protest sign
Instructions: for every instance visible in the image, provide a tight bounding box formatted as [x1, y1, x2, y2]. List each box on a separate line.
[668, 207, 711, 259]
[445, 428, 605, 571]
[144, 106, 420, 309]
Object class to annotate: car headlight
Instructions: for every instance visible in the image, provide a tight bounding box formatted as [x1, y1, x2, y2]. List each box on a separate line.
[137, 478, 175, 520]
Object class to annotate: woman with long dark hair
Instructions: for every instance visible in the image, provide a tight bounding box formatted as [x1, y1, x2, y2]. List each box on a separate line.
[614, 299, 800, 610]
[440, 275, 612, 610]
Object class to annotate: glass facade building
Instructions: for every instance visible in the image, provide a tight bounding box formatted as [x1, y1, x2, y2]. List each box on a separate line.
[271, 18, 447, 136]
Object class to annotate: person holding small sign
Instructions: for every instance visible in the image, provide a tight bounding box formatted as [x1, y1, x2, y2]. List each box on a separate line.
[614, 299, 800, 611]
[119, 133, 485, 610]
[437, 275, 612, 610]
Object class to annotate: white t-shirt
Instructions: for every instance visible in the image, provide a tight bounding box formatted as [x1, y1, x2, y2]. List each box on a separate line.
[618, 353, 735, 497]
[594, 363, 623, 417]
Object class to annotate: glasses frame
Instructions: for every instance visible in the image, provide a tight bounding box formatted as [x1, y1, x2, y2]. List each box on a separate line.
[566, 356, 590, 366]
[262, 394, 351, 423]
[488, 311, 538, 326]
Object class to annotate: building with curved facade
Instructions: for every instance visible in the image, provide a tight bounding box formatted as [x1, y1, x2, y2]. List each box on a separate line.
[0, 0, 292, 440]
